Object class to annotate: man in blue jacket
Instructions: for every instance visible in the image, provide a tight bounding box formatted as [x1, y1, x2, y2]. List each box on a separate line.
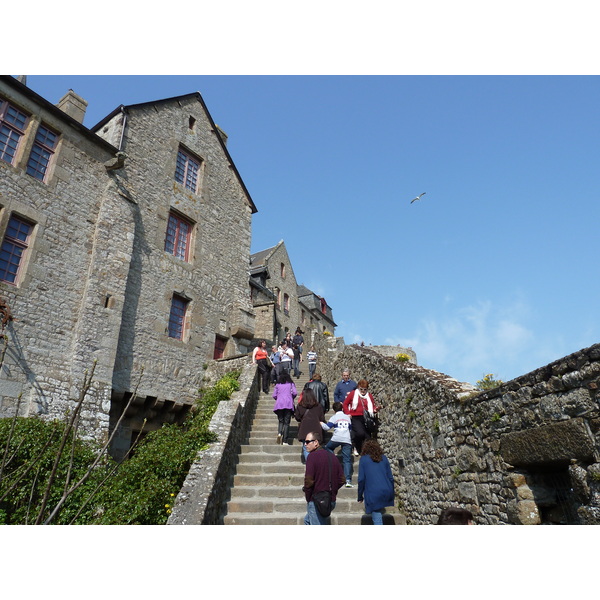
[333, 369, 357, 404]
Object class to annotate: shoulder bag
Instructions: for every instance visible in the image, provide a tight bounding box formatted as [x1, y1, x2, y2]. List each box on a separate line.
[312, 450, 333, 518]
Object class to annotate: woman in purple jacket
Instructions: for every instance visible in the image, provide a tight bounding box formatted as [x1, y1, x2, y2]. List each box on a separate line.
[272, 371, 297, 445]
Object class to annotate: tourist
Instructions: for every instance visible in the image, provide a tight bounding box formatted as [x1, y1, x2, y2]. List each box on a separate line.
[437, 507, 474, 525]
[357, 439, 395, 525]
[342, 379, 379, 455]
[278, 340, 293, 375]
[292, 328, 304, 356]
[306, 346, 317, 379]
[292, 341, 302, 378]
[302, 431, 345, 525]
[252, 340, 270, 394]
[294, 388, 326, 463]
[321, 401, 353, 487]
[269, 345, 281, 384]
[304, 373, 330, 414]
[272, 371, 297, 445]
[334, 369, 357, 404]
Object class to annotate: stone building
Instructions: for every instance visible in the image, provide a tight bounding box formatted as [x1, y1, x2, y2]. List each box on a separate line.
[0, 76, 257, 457]
[249, 240, 335, 344]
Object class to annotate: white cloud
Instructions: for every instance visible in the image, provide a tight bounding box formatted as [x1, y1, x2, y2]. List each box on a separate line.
[386, 297, 537, 384]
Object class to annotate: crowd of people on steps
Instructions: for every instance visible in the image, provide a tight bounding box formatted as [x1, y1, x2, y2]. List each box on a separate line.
[253, 337, 474, 526]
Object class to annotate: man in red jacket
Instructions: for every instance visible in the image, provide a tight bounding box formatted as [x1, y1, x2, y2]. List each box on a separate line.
[302, 432, 345, 525]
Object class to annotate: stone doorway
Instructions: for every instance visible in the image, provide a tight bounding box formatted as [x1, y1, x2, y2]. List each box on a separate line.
[526, 467, 579, 524]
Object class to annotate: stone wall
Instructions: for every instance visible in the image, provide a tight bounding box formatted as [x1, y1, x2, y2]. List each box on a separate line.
[0, 78, 125, 439]
[312, 334, 600, 525]
[167, 360, 259, 524]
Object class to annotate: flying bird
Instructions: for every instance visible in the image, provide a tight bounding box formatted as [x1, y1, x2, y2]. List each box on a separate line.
[410, 192, 426, 204]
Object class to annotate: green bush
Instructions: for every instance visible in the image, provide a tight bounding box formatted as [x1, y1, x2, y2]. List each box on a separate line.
[0, 371, 241, 525]
[0, 418, 103, 524]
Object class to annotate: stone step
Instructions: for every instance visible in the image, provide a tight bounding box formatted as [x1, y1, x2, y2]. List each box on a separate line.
[223, 509, 404, 525]
[235, 463, 306, 475]
[225, 497, 363, 514]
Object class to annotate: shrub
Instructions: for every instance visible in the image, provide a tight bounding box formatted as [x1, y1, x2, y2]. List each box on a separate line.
[395, 353, 410, 362]
[0, 371, 241, 525]
[323, 330, 333, 337]
[476, 373, 504, 391]
[0, 418, 103, 524]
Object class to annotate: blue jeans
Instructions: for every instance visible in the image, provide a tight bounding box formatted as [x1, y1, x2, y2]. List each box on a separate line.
[371, 510, 383, 525]
[304, 500, 336, 525]
[325, 441, 352, 483]
[293, 357, 301, 377]
[308, 362, 316, 379]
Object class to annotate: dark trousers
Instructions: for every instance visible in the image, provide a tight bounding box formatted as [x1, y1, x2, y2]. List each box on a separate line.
[275, 408, 293, 442]
[257, 359, 270, 393]
[351, 415, 370, 454]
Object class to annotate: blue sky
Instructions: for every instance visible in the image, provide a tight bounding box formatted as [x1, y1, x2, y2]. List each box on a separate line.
[22, 74, 599, 386]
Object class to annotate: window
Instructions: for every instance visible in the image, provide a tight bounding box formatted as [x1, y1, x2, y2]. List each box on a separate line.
[175, 147, 201, 193]
[168, 294, 189, 340]
[280, 262, 285, 278]
[301, 310, 306, 325]
[0, 215, 34, 284]
[320, 298, 327, 315]
[283, 293, 290, 314]
[26, 124, 58, 181]
[0, 100, 28, 165]
[274, 287, 280, 308]
[165, 211, 193, 261]
[213, 335, 227, 359]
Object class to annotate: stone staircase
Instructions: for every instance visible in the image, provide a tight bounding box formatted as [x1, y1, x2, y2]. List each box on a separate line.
[223, 366, 405, 525]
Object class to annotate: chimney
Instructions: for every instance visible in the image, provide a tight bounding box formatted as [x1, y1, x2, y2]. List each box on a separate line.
[56, 89, 88, 124]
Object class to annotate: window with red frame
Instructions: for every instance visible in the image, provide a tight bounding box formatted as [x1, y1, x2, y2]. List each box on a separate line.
[283, 293, 290, 314]
[0, 215, 34, 284]
[174, 148, 201, 193]
[0, 100, 28, 165]
[168, 294, 189, 340]
[26, 124, 59, 181]
[165, 211, 193, 261]
[213, 335, 227, 359]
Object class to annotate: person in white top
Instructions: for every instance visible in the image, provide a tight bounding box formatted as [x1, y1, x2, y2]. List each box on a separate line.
[321, 402, 354, 487]
[306, 346, 317, 380]
[278, 340, 294, 375]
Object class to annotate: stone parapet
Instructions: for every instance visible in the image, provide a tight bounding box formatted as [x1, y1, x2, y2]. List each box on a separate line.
[167, 361, 259, 525]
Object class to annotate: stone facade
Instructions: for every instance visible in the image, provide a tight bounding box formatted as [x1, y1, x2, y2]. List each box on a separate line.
[0, 77, 257, 456]
[312, 334, 600, 524]
[250, 240, 335, 344]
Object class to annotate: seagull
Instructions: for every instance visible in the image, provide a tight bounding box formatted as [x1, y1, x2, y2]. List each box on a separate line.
[410, 192, 426, 204]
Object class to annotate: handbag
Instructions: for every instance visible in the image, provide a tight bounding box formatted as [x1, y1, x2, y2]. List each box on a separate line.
[361, 397, 379, 435]
[312, 451, 333, 518]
